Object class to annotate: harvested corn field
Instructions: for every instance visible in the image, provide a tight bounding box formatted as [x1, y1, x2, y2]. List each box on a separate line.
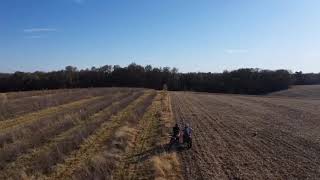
[2, 87, 320, 180]
[0, 88, 180, 179]
[171, 91, 320, 179]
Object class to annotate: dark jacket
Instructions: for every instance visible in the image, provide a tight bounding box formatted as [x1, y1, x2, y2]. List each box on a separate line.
[173, 126, 180, 137]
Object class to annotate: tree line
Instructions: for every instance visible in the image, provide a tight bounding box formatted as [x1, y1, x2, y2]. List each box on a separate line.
[0, 63, 318, 94]
[293, 71, 320, 85]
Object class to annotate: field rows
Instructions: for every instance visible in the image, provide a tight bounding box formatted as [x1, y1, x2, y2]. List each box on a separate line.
[3, 87, 319, 179]
[115, 91, 182, 180]
[0, 91, 136, 173]
[47, 91, 155, 179]
[0, 88, 180, 179]
[171, 92, 320, 179]
[0, 88, 179, 179]
[0, 91, 129, 152]
[0, 88, 122, 120]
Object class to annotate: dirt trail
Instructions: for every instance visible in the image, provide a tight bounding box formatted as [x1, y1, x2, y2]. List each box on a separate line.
[171, 92, 320, 180]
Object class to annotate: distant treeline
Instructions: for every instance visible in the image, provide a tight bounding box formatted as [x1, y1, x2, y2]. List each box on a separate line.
[293, 71, 320, 85]
[0, 63, 319, 94]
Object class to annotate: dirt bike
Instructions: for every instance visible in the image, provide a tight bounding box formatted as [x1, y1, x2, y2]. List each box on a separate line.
[183, 134, 192, 149]
[167, 132, 192, 151]
[167, 134, 180, 151]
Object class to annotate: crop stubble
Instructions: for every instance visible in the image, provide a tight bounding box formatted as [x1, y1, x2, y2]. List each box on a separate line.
[170, 92, 320, 180]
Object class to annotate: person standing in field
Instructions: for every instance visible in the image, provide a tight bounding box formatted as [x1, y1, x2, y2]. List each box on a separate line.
[183, 123, 193, 148]
[184, 124, 192, 136]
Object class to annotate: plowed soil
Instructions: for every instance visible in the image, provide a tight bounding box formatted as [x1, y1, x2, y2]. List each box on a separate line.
[3, 87, 320, 179]
[171, 91, 320, 179]
[269, 85, 320, 99]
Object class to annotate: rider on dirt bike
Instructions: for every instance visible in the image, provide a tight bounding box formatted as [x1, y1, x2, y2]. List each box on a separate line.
[172, 123, 180, 138]
[168, 123, 193, 150]
[168, 123, 180, 150]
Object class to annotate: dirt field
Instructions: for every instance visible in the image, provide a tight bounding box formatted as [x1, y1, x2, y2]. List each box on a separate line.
[171, 91, 320, 179]
[2, 86, 320, 179]
[0, 88, 181, 179]
[269, 85, 320, 99]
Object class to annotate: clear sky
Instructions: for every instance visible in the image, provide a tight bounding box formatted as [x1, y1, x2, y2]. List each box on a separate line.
[1, 0, 320, 73]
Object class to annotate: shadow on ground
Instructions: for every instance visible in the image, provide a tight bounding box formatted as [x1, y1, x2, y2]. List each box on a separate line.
[125, 144, 189, 164]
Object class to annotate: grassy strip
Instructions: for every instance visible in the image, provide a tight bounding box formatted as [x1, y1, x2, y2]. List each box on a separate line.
[151, 91, 182, 180]
[0, 89, 141, 147]
[115, 91, 182, 180]
[0, 93, 119, 148]
[0, 92, 132, 168]
[0, 92, 143, 179]
[1, 87, 117, 100]
[0, 88, 120, 121]
[45, 91, 155, 179]
[0, 96, 104, 130]
[1, 89, 61, 100]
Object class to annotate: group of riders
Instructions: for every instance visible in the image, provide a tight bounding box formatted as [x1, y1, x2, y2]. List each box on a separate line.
[169, 123, 193, 150]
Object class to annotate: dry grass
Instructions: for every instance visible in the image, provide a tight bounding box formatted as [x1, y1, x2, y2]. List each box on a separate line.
[0, 91, 143, 179]
[3, 86, 320, 179]
[44, 91, 156, 179]
[0, 96, 103, 130]
[114, 91, 182, 180]
[0, 88, 183, 179]
[0, 88, 119, 120]
[1, 89, 61, 100]
[151, 91, 182, 180]
[0, 91, 134, 170]
[152, 153, 181, 180]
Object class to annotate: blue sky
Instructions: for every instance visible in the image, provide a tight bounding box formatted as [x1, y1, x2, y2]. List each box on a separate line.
[1, 0, 320, 73]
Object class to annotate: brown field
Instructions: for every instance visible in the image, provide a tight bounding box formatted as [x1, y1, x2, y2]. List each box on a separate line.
[0, 88, 181, 179]
[269, 85, 320, 99]
[1, 86, 320, 179]
[171, 90, 320, 179]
